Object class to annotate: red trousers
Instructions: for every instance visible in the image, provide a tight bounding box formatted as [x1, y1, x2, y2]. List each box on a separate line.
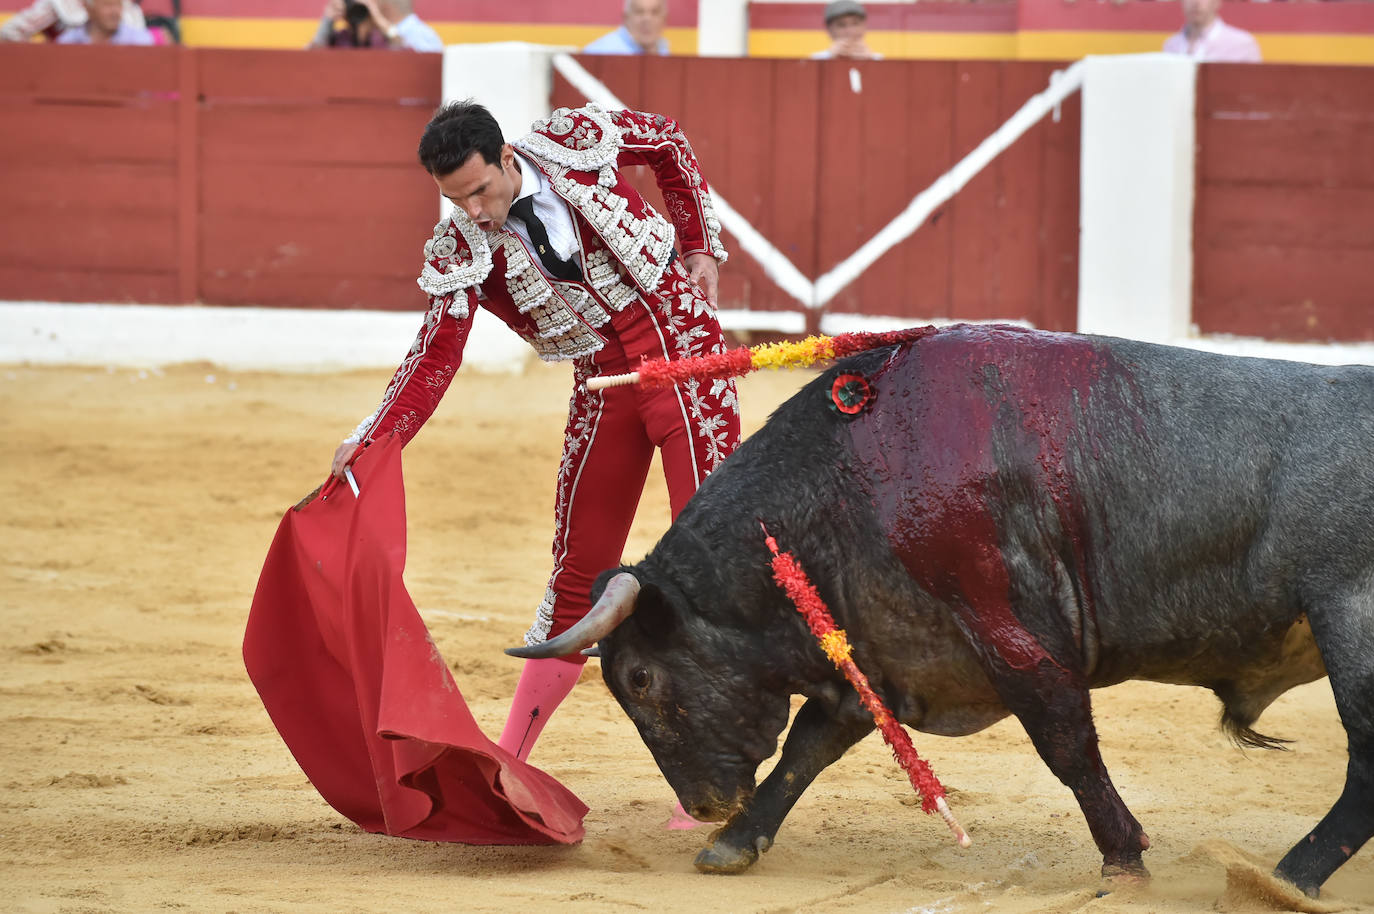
[522, 261, 741, 648]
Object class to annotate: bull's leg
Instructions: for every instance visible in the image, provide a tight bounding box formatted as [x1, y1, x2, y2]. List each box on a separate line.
[1274, 594, 1374, 896]
[944, 522, 1151, 878]
[694, 696, 871, 874]
[983, 657, 1151, 877]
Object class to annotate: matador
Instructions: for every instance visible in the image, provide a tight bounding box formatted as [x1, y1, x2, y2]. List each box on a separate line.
[330, 100, 742, 780]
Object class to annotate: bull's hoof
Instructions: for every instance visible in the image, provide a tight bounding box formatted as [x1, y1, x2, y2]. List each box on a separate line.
[693, 835, 770, 874]
[1100, 861, 1150, 883]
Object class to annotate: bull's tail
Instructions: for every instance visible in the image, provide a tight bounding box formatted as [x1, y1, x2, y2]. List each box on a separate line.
[1219, 705, 1292, 751]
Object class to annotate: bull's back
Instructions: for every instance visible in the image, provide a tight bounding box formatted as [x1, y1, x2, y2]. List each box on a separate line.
[846, 326, 1374, 683]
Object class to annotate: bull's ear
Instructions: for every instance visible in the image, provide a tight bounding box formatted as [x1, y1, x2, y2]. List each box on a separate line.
[590, 565, 633, 603]
[625, 582, 679, 648]
[581, 645, 601, 657]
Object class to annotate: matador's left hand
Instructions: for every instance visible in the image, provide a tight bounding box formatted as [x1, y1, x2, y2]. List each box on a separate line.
[682, 253, 719, 307]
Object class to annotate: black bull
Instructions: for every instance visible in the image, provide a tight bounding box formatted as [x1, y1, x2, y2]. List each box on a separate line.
[509, 325, 1373, 895]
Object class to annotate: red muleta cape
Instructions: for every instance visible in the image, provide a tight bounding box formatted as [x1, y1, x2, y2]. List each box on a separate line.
[243, 435, 587, 844]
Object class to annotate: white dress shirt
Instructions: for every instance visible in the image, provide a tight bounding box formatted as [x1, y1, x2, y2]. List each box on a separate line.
[509, 151, 583, 275]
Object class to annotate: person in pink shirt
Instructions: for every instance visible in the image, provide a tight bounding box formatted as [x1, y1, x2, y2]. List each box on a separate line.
[1163, 0, 1261, 63]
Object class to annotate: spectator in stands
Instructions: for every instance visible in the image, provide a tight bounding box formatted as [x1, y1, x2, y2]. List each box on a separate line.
[0, 0, 142, 42]
[308, 0, 442, 52]
[53, 0, 152, 44]
[584, 0, 669, 56]
[812, 0, 882, 61]
[1163, 0, 1261, 63]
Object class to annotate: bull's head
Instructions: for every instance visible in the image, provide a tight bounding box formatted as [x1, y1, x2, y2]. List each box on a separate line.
[506, 569, 793, 822]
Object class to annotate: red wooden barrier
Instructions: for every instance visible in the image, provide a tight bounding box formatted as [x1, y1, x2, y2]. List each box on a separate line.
[0, 44, 440, 310]
[1194, 64, 1374, 343]
[555, 55, 1081, 331]
[0, 45, 182, 304]
[195, 49, 440, 309]
[6, 48, 1368, 342]
[0, 48, 1077, 326]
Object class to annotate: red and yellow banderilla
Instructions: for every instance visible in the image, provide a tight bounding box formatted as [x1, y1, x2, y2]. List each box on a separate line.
[586, 327, 937, 392]
[761, 522, 971, 849]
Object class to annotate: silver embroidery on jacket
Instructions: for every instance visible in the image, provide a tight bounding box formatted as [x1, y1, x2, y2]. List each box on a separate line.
[411, 105, 726, 363]
[516, 104, 621, 172]
[418, 215, 491, 301]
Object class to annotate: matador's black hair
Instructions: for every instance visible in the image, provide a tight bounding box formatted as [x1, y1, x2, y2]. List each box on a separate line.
[417, 99, 505, 177]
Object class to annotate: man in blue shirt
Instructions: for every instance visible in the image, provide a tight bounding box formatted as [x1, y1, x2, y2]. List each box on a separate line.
[584, 0, 668, 56]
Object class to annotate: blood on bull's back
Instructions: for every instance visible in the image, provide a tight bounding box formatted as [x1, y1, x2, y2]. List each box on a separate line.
[849, 327, 1364, 687]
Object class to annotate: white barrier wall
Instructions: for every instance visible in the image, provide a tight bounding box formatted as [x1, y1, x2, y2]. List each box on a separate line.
[1078, 54, 1198, 344]
[0, 303, 530, 374]
[441, 42, 568, 144]
[697, 0, 749, 56]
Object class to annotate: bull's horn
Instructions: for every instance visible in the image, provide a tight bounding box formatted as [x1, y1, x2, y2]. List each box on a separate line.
[505, 572, 640, 659]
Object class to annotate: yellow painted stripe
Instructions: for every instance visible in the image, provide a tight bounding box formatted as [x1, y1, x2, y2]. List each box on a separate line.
[1018, 30, 1374, 64]
[179, 17, 319, 48]
[431, 23, 700, 55]
[178, 17, 700, 53]
[880, 31, 1019, 59]
[430, 23, 620, 47]
[12, 14, 1373, 65]
[1015, 31, 1172, 60]
[749, 29, 1018, 60]
[1252, 32, 1374, 65]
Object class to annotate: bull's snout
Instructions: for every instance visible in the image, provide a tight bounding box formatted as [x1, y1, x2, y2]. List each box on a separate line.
[679, 784, 751, 824]
[686, 800, 732, 822]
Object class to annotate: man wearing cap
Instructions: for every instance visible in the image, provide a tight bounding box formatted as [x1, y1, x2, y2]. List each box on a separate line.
[813, 0, 882, 61]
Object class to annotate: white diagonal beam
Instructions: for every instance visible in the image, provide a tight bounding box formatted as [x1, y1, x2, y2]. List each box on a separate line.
[553, 53, 1085, 313]
[812, 60, 1086, 309]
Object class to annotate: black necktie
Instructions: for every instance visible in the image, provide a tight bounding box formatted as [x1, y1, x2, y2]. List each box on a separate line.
[508, 196, 583, 282]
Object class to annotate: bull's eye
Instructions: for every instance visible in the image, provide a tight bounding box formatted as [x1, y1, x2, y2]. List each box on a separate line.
[630, 668, 650, 691]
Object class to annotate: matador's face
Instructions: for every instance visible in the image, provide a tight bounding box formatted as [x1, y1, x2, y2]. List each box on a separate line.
[434, 145, 520, 233]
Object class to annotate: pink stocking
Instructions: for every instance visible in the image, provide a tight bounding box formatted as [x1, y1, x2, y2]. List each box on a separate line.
[667, 800, 708, 831]
[498, 657, 583, 761]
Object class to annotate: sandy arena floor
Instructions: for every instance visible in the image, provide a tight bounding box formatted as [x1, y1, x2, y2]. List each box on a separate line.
[2, 360, 1371, 913]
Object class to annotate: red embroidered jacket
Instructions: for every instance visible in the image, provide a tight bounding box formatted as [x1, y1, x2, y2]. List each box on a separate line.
[347, 105, 727, 447]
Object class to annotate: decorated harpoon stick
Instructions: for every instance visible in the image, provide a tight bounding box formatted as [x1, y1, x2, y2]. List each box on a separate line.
[761, 522, 972, 849]
[586, 327, 938, 392]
